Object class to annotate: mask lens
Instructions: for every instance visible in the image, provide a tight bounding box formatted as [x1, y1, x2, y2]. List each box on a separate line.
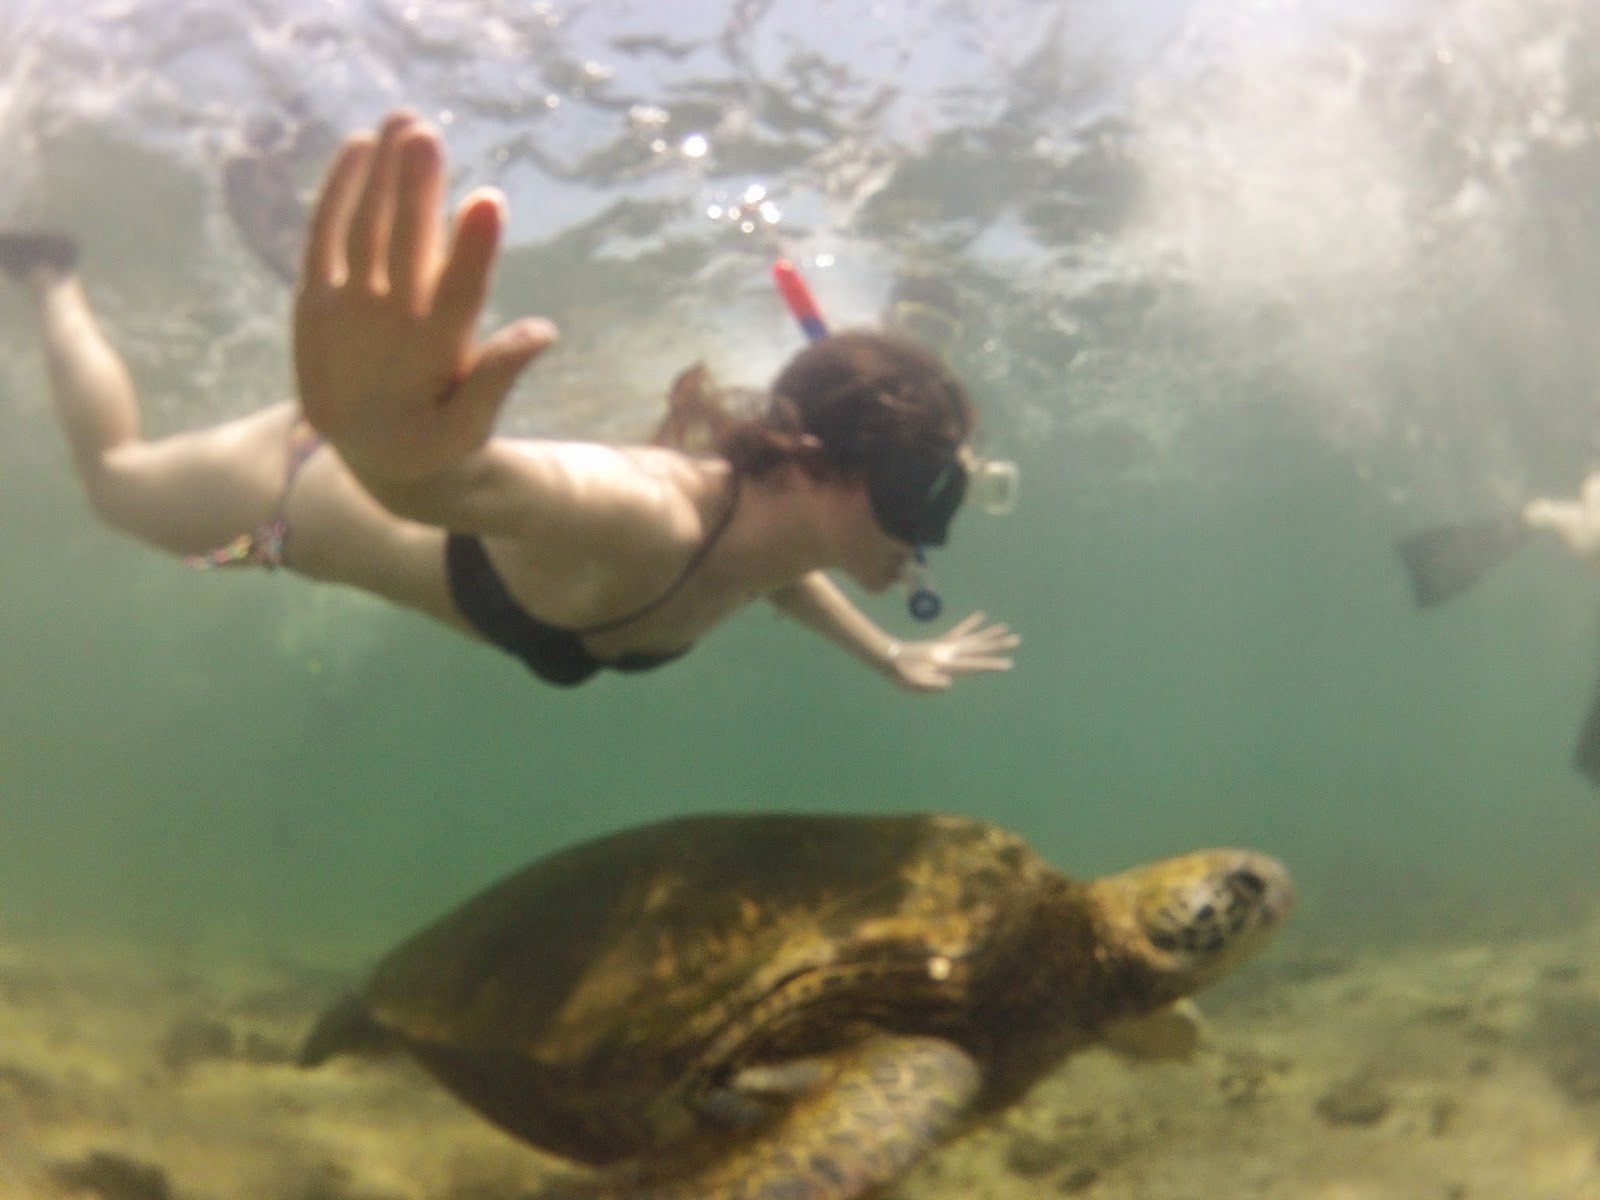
[867, 443, 968, 547]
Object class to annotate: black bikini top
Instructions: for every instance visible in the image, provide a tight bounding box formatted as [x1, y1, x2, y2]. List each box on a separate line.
[445, 477, 741, 687]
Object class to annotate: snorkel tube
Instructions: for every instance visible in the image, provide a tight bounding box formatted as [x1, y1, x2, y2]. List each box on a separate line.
[771, 259, 943, 622]
[771, 260, 829, 344]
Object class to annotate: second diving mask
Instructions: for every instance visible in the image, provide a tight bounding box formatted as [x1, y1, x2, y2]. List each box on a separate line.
[884, 271, 964, 359]
[885, 269, 1018, 518]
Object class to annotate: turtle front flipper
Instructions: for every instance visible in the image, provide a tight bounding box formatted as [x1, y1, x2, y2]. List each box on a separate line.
[1102, 998, 1206, 1061]
[634, 1035, 980, 1200]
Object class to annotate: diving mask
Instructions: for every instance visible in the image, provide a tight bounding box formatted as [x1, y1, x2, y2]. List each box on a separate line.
[866, 444, 1021, 549]
[866, 439, 968, 548]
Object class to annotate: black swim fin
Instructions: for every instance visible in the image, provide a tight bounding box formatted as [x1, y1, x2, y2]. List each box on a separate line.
[1572, 653, 1600, 790]
[0, 230, 80, 279]
[1395, 511, 1531, 609]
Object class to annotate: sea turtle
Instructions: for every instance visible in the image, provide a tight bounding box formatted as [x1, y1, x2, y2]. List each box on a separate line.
[301, 813, 1292, 1198]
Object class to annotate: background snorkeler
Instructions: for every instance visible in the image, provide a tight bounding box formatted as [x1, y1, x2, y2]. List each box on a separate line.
[1398, 470, 1600, 785]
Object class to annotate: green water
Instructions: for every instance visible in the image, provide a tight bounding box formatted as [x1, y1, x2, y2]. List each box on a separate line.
[5, 8, 1600, 1185]
[4, 361, 1595, 957]
[0, 0, 1595, 1007]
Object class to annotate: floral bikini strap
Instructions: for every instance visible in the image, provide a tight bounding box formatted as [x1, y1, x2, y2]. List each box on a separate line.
[185, 420, 322, 571]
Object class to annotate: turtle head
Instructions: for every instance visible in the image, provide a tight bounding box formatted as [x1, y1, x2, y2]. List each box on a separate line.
[1088, 849, 1294, 998]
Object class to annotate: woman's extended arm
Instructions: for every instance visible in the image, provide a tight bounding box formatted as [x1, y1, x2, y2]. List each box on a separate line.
[292, 110, 568, 536]
[768, 572, 1018, 692]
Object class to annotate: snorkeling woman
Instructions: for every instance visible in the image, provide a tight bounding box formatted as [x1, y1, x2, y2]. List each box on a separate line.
[2, 111, 1017, 691]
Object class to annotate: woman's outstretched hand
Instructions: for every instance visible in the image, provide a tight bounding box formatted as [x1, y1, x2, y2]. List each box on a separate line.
[293, 110, 557, 483]
[887, 612, 1020, 693]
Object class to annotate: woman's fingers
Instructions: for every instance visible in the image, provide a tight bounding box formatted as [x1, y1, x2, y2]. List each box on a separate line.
[972, 627, 1020, 650]
[944, 635, 1015, 668]
[947, 655, 1013, 673]
[450, 317, 560, 435]
[433, 188, 505, 331]
[943, 614, 1018, 648]
[345, 112, 416, 289]
[389, 128, 446, 311]
[944, 621, 1017, 671]
[944, 611, 984, 639]
[304, 113, 460, 315]
[301, 134, 375, 288]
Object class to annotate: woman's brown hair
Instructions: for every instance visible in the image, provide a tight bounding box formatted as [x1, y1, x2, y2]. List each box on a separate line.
[652, 330, 974, 479]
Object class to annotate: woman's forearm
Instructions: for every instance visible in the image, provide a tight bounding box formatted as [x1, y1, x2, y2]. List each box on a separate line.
[768, 572, 901, 676]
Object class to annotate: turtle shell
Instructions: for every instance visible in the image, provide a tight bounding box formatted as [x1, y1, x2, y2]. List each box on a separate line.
[354, 812, 1052, 1165]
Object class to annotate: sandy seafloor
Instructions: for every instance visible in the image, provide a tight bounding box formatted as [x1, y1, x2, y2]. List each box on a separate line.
[3, 911, 1599, 1200]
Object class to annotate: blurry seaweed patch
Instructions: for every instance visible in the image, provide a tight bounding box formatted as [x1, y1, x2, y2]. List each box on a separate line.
[1527, 992, 1600, 1105]
[50, 1151, 172, 1200]
[1314, 1068, 1394, 1128]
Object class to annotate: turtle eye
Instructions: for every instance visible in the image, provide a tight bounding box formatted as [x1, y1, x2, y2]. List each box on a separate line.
[1228, 867, 1268, 899]
[1148, 924, 1181, 953]
[1148, 880, 1243, 959]
[1146, 862, 1287, 963]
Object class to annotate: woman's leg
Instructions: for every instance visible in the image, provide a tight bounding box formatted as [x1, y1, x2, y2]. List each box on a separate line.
[5, 232, 467, 629]
[4, 234, 296, 557]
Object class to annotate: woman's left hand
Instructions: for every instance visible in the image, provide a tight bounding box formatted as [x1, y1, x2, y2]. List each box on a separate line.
[886, 612, 1019, 693]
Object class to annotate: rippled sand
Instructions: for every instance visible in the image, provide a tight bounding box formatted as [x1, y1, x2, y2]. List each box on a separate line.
[3, 915, 1598, 1200]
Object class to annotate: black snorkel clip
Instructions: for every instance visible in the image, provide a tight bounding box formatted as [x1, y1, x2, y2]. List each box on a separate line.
[906, 550, 942, 622]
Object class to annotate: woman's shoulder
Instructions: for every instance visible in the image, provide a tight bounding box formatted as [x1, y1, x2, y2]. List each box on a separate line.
[530, 439, 726, 542]
[495, 438, 687, 493]
[616, 446, 732, 534]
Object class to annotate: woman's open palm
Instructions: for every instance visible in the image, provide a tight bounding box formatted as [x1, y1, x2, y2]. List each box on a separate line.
[293, 111, 556, 483]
